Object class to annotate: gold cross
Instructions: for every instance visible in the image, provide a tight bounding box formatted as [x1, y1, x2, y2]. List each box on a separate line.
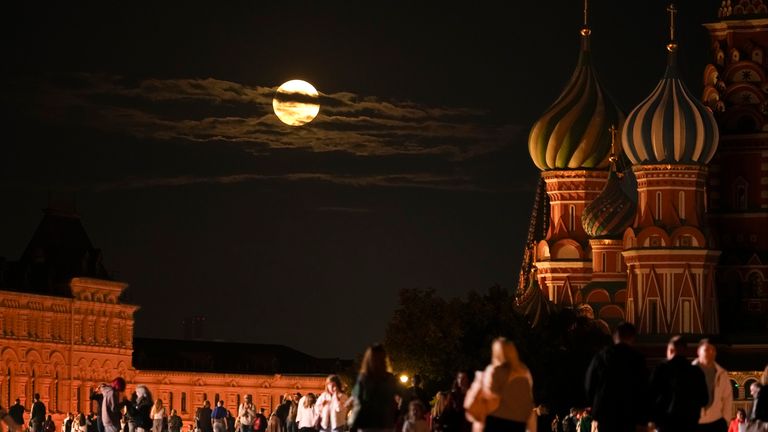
[584, 0, 589, 28]
[667, 3, 677, 42]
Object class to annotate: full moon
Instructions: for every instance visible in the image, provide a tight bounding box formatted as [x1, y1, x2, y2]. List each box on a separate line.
[272, 80, 320, 126]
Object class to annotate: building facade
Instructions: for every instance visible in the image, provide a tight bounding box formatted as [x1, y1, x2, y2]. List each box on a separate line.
[0, 210, 329, 425]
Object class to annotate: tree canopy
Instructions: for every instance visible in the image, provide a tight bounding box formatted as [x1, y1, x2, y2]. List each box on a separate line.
[383, 285, 611, 414]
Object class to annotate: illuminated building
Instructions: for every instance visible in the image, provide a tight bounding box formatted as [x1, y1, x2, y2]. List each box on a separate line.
[0, 209, 336, 424]
[516, 2, 768, 410]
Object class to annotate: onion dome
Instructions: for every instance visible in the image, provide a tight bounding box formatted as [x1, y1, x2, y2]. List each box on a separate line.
[528, 28, 624, 170]
[622, 23, 719, 165]
[581, 166, 636, 239]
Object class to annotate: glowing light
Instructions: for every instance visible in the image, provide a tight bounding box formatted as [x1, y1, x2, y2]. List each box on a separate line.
[272, 80, 320, 126]
[399, 374, 409, 384]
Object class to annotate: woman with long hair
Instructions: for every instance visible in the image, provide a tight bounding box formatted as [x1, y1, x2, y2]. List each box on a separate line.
[316, 375, 348, 432]
[350, 344, 400, 432]
[286, 394, 299, 432]
[295, 394, 317, 432]
[429, 392, 448, 432]
[131, 385, 154, 432]
[74, 413, 88, 432]
[150, 399, 165, 432]
[480, 338, 534, 432]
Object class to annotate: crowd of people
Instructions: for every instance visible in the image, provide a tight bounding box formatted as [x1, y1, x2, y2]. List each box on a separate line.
[344, 327, 768, 432]
[3, 395, 54, 432]
[0, 330, 766, 432]
[579, 323, 768, 432]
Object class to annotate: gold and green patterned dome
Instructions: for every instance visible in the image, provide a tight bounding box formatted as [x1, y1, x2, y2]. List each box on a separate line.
[581, 167, 636, 239]
[528, 29, 625, 171]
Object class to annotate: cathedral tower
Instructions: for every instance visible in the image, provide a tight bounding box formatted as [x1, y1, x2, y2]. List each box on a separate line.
[622, 5, 721, 334]
[702, 1, 768, 334]
[579, 128, 636, 327]
[528, 12, 624, 306]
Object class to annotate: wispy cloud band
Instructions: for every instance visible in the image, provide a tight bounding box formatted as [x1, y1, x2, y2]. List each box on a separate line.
[93, 172, 490, 192]
[43, 74, 518, 160]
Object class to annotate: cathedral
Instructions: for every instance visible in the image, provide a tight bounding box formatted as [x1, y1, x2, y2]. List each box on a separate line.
[516, 0, 768, 411]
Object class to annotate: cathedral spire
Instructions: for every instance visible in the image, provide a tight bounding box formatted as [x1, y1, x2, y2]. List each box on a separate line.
[667, 3, 678, 50]
[608, 124, 618, 168]
[581, 0, 591, 37]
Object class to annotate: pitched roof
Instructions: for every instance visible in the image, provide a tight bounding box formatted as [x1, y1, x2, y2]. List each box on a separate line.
[1, 208, 110, 297]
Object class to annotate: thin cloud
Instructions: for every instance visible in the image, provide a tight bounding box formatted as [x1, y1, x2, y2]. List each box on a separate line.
[92, 172, 491, 192]
[315, 207, 373, 214]
[41, 74, 519, 160]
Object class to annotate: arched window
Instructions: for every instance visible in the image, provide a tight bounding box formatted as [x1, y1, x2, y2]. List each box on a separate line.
[655, 192, 663, 220]
[6, 368, 10, 408]
[569, 205, 576, 231]
[601, 253, 607, 273]
[649, 301, 659, 333]
[749, 272, 766, 298]
[30, 369, 35, 402]
[731, 379, 740, 400]
[679, 191, 685, 220]
[681, 300, 692, 333]
[53, 371, 58, 412]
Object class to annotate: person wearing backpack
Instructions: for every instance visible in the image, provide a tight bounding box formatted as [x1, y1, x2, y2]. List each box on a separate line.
[253, 409, 267, 432]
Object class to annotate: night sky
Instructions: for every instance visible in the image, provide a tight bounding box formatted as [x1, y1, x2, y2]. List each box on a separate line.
[1, 0, 720, 358]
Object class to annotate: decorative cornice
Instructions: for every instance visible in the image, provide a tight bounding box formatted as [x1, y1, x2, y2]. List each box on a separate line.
[622, 249, 722, 258]
[632, 164, 708, 173]
[542, 169, 610, 180]
[133, 369, 327, 382]
[589, 238, 624, 247]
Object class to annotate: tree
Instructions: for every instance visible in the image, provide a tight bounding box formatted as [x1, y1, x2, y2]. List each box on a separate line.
[383, 285, 611, 413]
[384, 285, 533, 392]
